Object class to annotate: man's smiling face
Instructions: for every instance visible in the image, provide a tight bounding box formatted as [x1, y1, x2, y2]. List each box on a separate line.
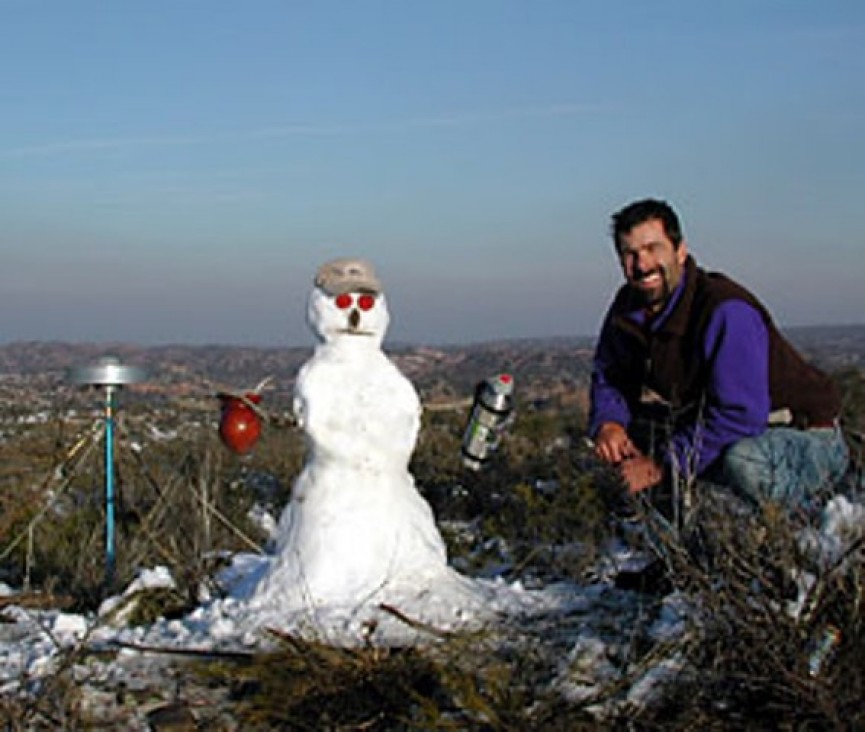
[617, 218, 688, 313]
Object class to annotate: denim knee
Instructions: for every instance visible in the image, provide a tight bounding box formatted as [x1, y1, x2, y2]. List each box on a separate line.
[718, 428, 848, 508]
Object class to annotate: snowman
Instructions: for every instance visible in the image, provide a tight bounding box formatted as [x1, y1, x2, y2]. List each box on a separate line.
[247, 258, 493, 639]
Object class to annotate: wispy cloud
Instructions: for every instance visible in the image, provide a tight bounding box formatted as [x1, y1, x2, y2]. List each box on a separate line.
[776, 24, 865, 43]
[0, 103, 604, 160]
[0, 133, 236, 160]
[394, 103, 606, 130]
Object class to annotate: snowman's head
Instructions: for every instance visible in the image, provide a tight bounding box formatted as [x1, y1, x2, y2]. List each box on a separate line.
[307, 258, 390, 345]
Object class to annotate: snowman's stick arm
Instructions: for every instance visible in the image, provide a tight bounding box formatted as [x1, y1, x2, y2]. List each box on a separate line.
[214, 389, 268, 418]
[213, 388, 296, 428]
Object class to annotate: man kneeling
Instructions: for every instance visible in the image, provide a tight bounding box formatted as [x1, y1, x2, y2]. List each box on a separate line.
[589, 198, 848, 515]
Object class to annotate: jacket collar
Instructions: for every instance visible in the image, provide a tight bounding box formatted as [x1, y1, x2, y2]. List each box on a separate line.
[613, 255, 698, 338]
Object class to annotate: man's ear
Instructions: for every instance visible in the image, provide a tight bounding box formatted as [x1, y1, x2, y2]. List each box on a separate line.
[677, 240, 689, 265]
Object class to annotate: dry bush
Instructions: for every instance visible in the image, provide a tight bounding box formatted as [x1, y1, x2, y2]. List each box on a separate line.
[0, 672, 82, 731]
[193, 624, 599, 731]
[0, 413, 305, 612]
[412, 405, 613, 583]
[837, 367, 865, 491]
[0, 620, 93, 731]
[622, 485, 865, 729]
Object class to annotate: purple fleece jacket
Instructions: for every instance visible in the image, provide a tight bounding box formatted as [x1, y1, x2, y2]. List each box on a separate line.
[589, 271, 771, 478]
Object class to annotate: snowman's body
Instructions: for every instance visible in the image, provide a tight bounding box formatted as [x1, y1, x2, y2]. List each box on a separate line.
[250, 284, 480, 617]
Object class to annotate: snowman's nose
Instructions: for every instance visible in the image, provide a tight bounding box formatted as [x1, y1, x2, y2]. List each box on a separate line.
[349, 309, 361, 329]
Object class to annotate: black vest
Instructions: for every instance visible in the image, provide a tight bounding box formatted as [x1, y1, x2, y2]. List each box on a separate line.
[606, 257, 840, 428]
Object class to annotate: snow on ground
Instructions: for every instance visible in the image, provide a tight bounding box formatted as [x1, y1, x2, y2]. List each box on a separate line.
[0, 537, 673, 708]
[0, 494, 862, 722]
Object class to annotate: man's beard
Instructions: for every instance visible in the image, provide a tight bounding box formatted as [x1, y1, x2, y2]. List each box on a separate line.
[630, 263, 672, 311]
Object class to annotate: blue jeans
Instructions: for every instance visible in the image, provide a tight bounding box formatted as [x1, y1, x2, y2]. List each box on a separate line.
[716, 426, 849, 509]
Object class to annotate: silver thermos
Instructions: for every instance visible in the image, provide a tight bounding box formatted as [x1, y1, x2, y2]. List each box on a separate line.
[461, 374, 515, 470]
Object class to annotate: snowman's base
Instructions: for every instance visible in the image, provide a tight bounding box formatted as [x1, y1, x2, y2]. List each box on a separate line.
[204, 553, 565, 648]
[239, 573, 510, 648]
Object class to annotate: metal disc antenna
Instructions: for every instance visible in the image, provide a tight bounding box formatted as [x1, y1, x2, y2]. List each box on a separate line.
[68, 356, 146, 590]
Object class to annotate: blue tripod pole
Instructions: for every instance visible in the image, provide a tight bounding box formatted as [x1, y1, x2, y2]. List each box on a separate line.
[68, 355, 146, 595]
[104, 384, 117, 589]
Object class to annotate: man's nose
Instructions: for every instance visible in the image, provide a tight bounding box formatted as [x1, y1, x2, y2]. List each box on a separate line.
[633, 249, 654, 273]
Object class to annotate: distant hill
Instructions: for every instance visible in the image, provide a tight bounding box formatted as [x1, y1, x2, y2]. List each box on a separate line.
[0, 324, 861, 412]
[781, 324, 865, 371]
[0, 337, 593, 412]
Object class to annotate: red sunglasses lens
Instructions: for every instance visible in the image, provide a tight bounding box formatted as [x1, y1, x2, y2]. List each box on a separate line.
[334, 293, 376, 311]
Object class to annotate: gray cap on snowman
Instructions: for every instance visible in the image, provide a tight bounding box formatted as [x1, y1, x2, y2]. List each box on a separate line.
[314, 258, 382, 296]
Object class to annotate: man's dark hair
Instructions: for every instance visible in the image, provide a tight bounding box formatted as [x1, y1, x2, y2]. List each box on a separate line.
[611, 198, 683, 249]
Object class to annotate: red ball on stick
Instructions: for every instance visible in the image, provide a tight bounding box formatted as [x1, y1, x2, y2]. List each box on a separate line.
[218, 393, 263, 454]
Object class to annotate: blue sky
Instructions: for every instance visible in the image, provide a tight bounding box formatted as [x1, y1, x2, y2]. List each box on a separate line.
[1, 1, 863, 347]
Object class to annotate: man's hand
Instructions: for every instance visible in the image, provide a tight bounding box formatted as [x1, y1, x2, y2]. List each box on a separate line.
[593, 422, 639, 464]
[592, 422, 662, 494]
[619, 455, 664, 494]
